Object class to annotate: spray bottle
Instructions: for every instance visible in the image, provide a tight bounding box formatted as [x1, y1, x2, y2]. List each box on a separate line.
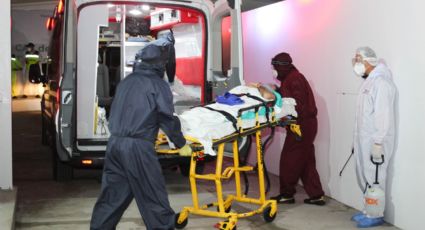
[364, 155, 385, 217]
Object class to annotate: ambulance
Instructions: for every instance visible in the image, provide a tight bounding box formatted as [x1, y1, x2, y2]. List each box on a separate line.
[40, 0, 282, 180]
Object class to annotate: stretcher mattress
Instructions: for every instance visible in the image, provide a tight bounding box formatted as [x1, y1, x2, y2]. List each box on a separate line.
[177, 86, 297, 155]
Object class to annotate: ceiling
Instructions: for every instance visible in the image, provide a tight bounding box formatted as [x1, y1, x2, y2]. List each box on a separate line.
[238, 0, 283, 12]
[12, 0, 55, 4]
[11, 0, 283, 12]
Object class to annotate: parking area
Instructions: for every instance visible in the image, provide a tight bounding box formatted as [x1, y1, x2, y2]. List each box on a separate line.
[10, 110, 399, 230]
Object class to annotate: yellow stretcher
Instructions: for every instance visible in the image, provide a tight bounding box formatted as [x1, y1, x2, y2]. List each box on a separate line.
[156, 102, 300, 230]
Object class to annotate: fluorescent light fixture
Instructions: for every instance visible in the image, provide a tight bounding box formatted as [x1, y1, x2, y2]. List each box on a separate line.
[142, 4, 150, 11]
[107, 3, 114, 8]
[129, 8, 142, 16]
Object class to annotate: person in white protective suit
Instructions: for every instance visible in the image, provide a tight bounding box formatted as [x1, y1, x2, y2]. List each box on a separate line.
[350, 47, 397, 228]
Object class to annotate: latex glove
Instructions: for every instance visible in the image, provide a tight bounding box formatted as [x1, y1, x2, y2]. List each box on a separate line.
[178, 144, 192, 156]
[371, 144, 383, 160]
[290, 124, 302, 141]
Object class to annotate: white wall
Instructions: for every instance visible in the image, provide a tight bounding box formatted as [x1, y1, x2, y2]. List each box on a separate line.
[242, 1, 425, 229]
[0, 0, 13, 190]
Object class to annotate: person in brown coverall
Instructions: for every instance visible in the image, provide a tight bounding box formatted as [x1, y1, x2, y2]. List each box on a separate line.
[270, 52, 326, 206]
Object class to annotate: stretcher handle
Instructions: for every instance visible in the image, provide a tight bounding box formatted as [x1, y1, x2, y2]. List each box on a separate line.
[371, 155, 385, 185]
[370, 155, 385, 165]
[278, 115, 297, 126]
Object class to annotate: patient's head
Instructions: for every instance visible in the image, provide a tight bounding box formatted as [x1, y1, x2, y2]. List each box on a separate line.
[258, 86, 275, 100]
[246, 83, 278, 100]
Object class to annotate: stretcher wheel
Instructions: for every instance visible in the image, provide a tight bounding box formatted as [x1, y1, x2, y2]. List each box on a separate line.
[263, 207, 277, 223]
[226, 224, 236, 230]
[215, 221, 236, 230]
[175, 212, 188, 229]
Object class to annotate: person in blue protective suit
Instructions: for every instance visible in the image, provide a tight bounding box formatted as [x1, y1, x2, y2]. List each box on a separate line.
[350, 47, 397, 228]
[90, 36, 192, 230]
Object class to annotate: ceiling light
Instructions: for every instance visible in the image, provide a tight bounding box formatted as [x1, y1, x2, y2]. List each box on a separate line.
[142, 4, 150, 11]
[129, 8, 142, 16]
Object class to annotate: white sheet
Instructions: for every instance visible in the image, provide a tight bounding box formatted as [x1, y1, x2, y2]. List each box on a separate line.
[178, 86, 297, 155]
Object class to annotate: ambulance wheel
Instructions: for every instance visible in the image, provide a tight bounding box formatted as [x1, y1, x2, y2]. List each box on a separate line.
[51, 136, 73, 181]
[263, 207, 277, 223]
[175, 213, 188, 229]
[217, 221, 236, 230]
[228, 225, 236, 230]
[41, 115, 49, 146]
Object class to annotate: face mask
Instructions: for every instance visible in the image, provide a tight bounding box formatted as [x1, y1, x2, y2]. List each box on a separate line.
[353, 63, 366, 77]
[272, 69, 278, 78]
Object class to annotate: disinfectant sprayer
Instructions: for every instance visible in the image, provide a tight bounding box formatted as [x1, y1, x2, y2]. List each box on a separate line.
[364, 155, 385, 217]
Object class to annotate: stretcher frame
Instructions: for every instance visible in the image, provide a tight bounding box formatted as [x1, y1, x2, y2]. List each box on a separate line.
[156, 100, 299, 230]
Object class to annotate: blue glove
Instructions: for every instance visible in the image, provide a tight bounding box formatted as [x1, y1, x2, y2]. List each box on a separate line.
[216, 92, 244, 105]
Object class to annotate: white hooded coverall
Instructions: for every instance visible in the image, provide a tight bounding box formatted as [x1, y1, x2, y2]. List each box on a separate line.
[354, 62, 397, 212]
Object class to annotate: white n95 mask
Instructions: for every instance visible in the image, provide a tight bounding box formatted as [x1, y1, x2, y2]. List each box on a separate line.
[353, 63, 366, 76]
[272, 69, 279, 78]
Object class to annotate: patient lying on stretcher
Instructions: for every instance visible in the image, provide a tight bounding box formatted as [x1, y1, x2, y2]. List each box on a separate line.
[246, 83, 277, 100]
[174, 84, 297, 155]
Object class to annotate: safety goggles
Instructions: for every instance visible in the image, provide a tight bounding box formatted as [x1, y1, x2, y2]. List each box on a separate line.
[271, 60, 290, 66]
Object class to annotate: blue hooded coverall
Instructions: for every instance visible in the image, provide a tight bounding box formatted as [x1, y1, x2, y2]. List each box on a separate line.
[90, 38, 186, 230]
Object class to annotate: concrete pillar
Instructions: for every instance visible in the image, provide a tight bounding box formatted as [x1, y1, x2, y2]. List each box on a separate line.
[0, 0, 13, 190]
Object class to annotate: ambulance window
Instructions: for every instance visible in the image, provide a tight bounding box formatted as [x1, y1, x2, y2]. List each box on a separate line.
[48, 16, 63, 81]
[171, 10, 204, 109]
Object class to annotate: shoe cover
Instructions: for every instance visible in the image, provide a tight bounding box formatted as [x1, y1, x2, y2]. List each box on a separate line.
[351, 212, 366, 222]
[357, 217, 384, 228]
